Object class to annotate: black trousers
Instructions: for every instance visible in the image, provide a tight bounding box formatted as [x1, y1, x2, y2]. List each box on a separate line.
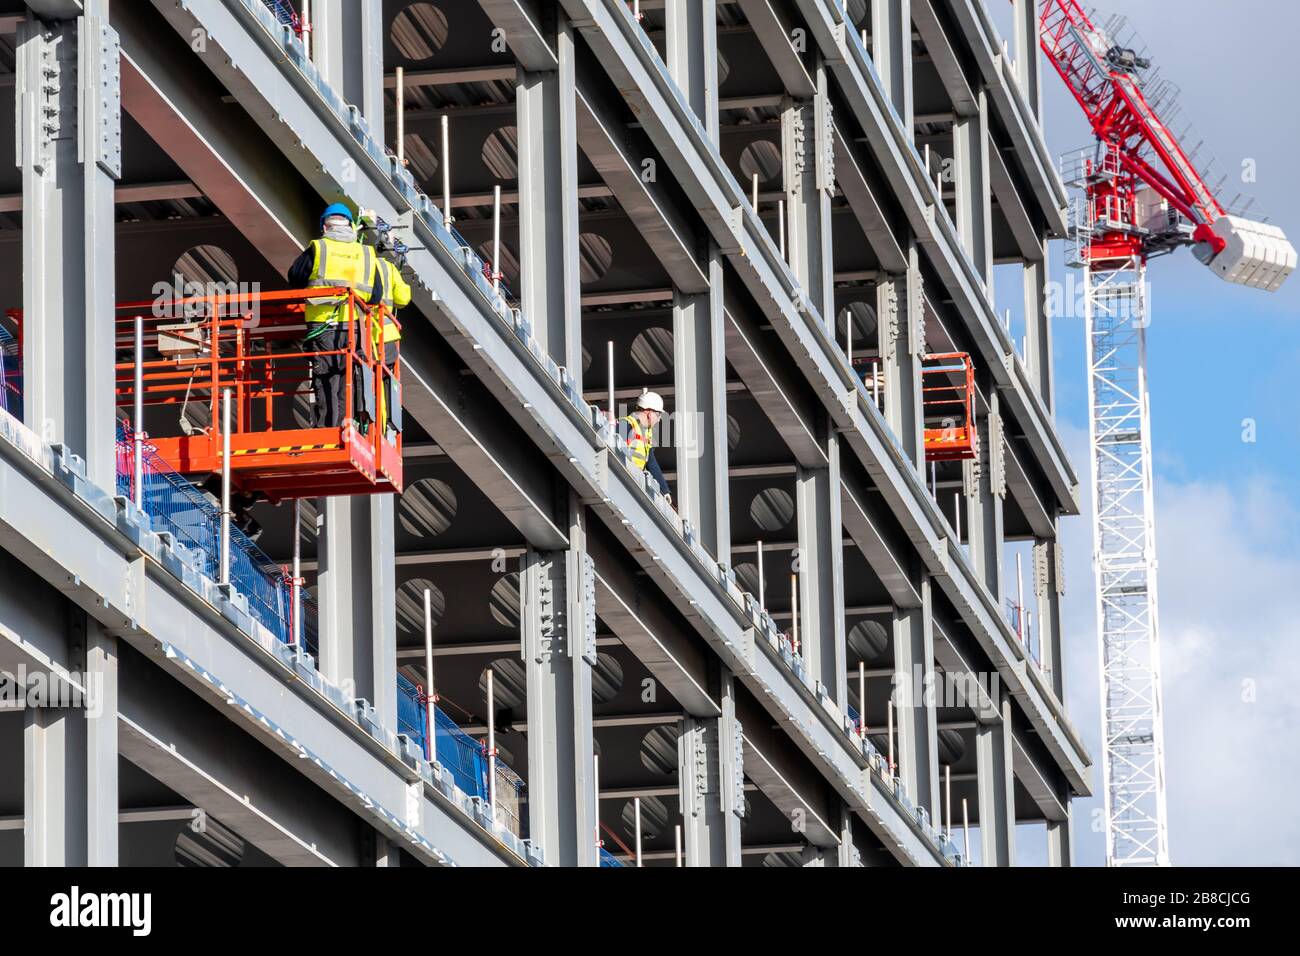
[307, 326, 350, 428]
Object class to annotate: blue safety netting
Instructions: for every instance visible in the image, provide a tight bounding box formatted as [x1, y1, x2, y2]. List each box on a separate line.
[396, 673, 526, 810]
[0, 324, 17, 416]
[262, 0, 300, 29]
[599, 847, 625, 868]
[115, 421, 307, 648]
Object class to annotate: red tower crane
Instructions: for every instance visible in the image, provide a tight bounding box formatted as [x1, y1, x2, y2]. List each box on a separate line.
[1036, 0, 1295, 867]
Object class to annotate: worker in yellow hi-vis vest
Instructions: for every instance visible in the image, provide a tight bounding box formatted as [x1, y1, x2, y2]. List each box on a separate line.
[288, 203, 386, 428]
[372, 255, 411, 434]
[620, 390, 671, 503]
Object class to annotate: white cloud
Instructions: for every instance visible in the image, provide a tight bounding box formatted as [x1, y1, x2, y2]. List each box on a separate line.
[1058, 422, 1300, 865]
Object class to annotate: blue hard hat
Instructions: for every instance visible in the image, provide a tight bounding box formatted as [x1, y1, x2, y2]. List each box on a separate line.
[321, 202, 354, 225]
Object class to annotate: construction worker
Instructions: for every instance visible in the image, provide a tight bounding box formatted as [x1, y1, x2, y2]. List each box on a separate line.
[620, 390, 671, 502]
[287, 203, 385, 428]
[372, 254, 410, 434]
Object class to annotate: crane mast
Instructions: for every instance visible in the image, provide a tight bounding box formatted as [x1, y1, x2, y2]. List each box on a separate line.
[1037, 0, 1296, 867]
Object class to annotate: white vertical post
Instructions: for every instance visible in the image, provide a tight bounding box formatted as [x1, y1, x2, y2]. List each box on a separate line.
[301, 0, 312, 62]
[423, 587, 436, 759]
[751, 172, 759, 211]
[220, 387, 232, 586]
[292, 499, 303, 647]
[441, 114, 452, 231]
[945, 763, 952, 841]
[133, 313, 144, 510]
[954, 492, 962, 543]
[962, 798, 970, 862]
[395, 67, 406, 167]
[492, 184, 502, 300]
[846, 308, 853, 367]
[756, 539, 765, 609]
[790, 572, 799, 654]
[593, 752, 602, 857]
[607, 340, 616, 437]
[1016, 552, 1025, 640]
[857, 660, 866, 738]
[887, 692, 895, 778]
[674, 824, 682, 867]
[872, 358, 881, 408]
[487, 667, 497, 824]
[778, 199, 786, 261]
[634, 796, 643, 867]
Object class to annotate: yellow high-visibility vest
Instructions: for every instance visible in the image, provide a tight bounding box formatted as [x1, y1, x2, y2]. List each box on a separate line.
[620, 415, 653, 470]
[305, 238, 376, 325]
[376, 258, 411, 344]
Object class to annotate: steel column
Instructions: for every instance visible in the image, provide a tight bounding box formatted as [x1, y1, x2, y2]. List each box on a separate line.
[891, 574, 940, 818]
[522, 495, 597, 866]
[877, 246, 926, 472]
[796, 431, 846, 705]
[16, 10, 119, 489]
[84, 617, 117, 865]
[780, 58, 835, 324]
[673, 253, 730, 561]
[517, 17, 583, 374]
[1012, 0, 1043, 119]
[676, 667, 742, 866]
[964, 393, 1005, 602]
[1047, 812, 1073, 867]
[311, 0, 385, 135]
[976, 692, 1016, 866]
[318, 496, 398, 730]
[665, 0, 719, 144]
[954, 88, 993, 287]
[871, 0, 913, 130]
[1034, 531, 1065, 700]
[1024, 245, 1054, 410]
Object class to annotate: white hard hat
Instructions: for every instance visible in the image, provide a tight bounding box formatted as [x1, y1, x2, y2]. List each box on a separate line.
[637, 390, 665, 414]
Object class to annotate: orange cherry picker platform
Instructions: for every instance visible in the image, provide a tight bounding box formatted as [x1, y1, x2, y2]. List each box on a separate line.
[113, 286, 403, 500]
[853, 350, 978, 462]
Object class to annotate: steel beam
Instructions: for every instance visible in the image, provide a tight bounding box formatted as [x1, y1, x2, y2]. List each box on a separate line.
[988, 140, 1045, 263]
[574, 64, 708, 292]
[116, 640, 362, 866]
[911, 0, 978, 119]
[832, 120, 909, 275]
[478, 0, 559, 72]
[0, 441, 519, 866]
[736, 0, 816, 98]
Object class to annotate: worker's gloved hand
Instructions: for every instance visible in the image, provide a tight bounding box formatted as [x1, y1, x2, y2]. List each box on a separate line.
[664, 493, 673, 506]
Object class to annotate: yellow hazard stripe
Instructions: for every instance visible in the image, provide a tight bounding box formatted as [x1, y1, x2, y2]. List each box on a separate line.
[231, 443, 342, 456]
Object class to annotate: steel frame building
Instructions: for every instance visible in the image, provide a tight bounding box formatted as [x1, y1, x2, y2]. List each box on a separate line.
[0, 0, 1090, 867]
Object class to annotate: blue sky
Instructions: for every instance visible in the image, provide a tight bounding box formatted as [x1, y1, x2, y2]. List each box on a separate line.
[987, 0, 1300, 865]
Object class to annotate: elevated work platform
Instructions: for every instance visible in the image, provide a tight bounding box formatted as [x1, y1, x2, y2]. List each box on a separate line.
[113, 287, 403, 499]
